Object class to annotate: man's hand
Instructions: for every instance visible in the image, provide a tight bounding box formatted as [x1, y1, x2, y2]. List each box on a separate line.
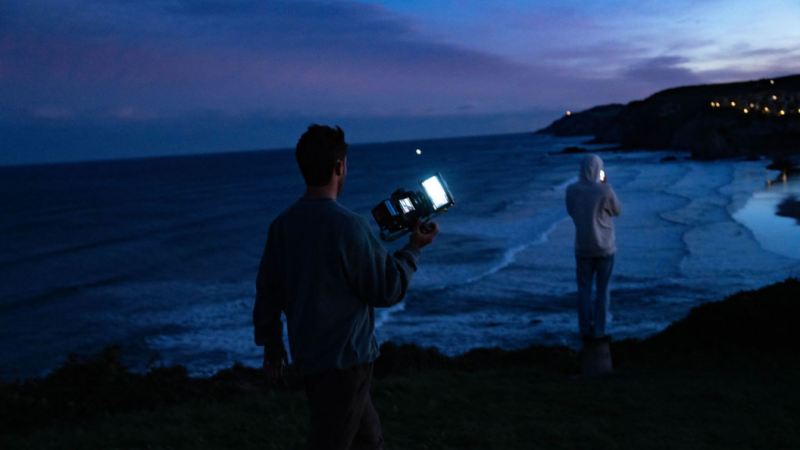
[410, 220, 439, 249]
[262, 351, 286, 382]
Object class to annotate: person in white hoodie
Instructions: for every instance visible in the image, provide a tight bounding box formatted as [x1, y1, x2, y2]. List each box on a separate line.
[565, 154, 622, 341]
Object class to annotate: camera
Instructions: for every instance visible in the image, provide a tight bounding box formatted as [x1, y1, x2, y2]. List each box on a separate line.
[371, 172, 455, 241]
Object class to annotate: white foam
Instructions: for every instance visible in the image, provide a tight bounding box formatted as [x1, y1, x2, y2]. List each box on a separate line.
[42, 146, 800, 375]
[463, 219, 565, 285]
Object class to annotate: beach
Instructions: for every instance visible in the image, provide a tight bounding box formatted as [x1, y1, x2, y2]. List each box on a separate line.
[1, 133, 799, 381]
[5, 2, 800, 447]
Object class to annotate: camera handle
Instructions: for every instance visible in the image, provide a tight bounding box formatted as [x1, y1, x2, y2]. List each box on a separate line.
[419, 221, 436, 233]
[379, 216, 437, 241]
[380, 228, 411, 242]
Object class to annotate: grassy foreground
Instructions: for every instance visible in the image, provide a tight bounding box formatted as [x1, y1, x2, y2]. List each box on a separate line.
[2, 279, 800, 449]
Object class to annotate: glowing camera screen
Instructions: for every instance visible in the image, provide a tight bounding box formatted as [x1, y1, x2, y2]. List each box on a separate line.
[421, 175, 450, 210]
[398, 197, 415, 214]
[370, 171, 454, 241]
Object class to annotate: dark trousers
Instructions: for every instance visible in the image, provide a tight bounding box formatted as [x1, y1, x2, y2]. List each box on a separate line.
[303, 362, 384, 450]
[576, 255, 615, 339]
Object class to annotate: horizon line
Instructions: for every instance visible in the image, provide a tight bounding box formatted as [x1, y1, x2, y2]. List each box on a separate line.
[0, 128, 547, 170]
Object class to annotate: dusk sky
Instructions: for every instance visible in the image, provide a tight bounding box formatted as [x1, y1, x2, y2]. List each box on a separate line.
[2, 0, 800, 164]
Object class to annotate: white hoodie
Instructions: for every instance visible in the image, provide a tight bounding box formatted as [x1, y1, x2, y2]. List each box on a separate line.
[565, 154, 622, 257]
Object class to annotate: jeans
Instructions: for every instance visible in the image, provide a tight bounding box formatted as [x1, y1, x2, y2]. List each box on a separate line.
[575, 254, 615, 339]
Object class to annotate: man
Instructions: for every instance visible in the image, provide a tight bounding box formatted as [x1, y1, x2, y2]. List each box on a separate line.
[253, 124, 438, 450]
[565, 154, 621, 360]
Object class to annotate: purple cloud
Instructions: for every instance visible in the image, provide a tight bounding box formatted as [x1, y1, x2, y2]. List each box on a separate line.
[8, 0, 636, 141]
[1, 0, 799, 164]
[623, 56, 703, 85]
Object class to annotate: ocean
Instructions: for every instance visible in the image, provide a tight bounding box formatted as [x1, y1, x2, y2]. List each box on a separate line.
[1, 132, 799, 381]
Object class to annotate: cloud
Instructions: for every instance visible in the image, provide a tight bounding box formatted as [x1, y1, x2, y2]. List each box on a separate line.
[1, 0, 562, 117]
[735, 47, 791, 58]
[2, 0, 799, 164]
[623, 56, 703, 85]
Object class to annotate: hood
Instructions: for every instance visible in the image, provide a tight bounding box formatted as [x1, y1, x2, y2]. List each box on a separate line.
[579, 154, 604, 183]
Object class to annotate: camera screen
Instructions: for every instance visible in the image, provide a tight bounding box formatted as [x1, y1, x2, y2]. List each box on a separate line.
[399, 197, 415, 214]
[421, 175, 450, 210]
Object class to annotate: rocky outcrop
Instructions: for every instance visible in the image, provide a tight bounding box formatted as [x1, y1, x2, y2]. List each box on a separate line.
[777, 197, 800, 224]
[538, 75, 800, 160]
[536, 104, 624, 138]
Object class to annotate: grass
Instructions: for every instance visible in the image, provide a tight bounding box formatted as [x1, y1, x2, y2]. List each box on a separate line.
[2, 278, 800, 449]
[4, 367, 799, 449]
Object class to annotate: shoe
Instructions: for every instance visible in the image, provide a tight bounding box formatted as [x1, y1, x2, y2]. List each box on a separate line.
[580, 335, 613, 376]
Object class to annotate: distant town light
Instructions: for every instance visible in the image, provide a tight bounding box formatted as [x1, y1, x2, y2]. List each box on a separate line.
[749, 103, 755, 108]
[730, 101, 736, 107]
[780, 110, 786, 116]
[764, 107, 770, 112]
[770, 79, 775, 85]
[743, 108, 749, 114]
[709, 101, 715, 107]
[566, 110, 572, 116]
[772, 95, 778, 101]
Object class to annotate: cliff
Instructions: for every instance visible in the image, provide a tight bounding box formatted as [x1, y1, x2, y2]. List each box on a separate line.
[538, 75, 800, 160]
[536, 104, 625, 138]
[2, 279, 800, 449]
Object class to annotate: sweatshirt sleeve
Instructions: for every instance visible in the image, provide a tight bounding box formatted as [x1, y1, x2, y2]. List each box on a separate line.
[605, 186, 622, 217]
[343, 217, 420, 308]
[252, 222, 288, 362]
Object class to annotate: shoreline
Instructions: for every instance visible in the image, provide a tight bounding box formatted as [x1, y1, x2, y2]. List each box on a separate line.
[3, 257, 798, 384]
[2, 146, 798, 382]
[2, 278, 799, 448]
[1, 277, 796, 383]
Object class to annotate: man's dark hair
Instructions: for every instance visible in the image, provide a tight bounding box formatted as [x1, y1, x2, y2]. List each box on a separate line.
[295, 124, 348, 186]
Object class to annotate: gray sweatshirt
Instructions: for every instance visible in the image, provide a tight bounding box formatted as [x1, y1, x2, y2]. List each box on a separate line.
[253, 197, 420, 374]
[565, 154, 622, 257]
